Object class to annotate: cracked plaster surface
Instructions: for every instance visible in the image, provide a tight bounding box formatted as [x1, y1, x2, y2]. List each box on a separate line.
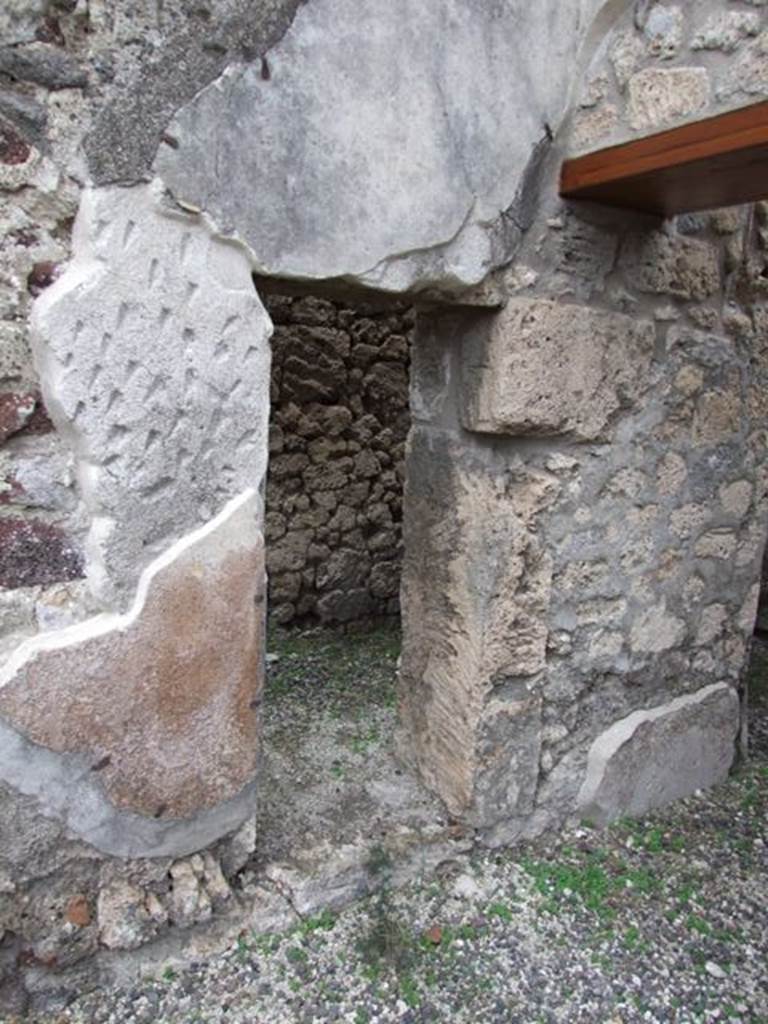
[154, 0, 618, 294]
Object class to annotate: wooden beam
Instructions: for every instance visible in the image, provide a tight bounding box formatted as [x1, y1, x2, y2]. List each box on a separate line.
[560, 100, 768, 217]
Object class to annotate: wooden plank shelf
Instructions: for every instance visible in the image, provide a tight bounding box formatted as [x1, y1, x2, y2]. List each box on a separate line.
[560, 100, 768, 217]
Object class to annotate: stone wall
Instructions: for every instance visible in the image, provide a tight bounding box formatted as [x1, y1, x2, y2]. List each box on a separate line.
[2, 0, 768, 1012]
[398, 0, 768, 845]
[264, 292, 411, 625]
[0, 4, 278, 1013]
[570, 1, 768, 156]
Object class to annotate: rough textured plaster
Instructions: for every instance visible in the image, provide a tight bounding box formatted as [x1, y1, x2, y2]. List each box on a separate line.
[0, 490, 264, 857]
[30, 182, 272, 605]
[154, 0, 621, 294]
[85, 0, 305, 185]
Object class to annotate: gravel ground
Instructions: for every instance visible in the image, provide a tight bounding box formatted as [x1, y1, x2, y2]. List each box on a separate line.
[30, 629, 768, 1024]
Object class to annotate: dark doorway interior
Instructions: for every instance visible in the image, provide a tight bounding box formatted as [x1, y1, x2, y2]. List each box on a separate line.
[261, 287, 413, 627]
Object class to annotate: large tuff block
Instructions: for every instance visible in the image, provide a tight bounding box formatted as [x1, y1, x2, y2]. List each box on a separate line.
[627, 67, 710, 130]
[397, 428, 558, 827]
[0, 491, 264, 857]
[461, 300, 655, 441]
[577, 683, 740, 825]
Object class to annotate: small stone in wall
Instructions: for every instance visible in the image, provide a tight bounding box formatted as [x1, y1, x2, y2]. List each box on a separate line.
[26, 260, 60, 297]
[620, 232, 719, 301]
[201, 852, 231, 905]
[0, 517, 83, 588]
[687, 306, 721, 332]
[219, 817, 256, 876]
[610, 30, 645, 90]
[587, 630, 624, 660]
[630, 603, 686, 653]
[694, 530, 738, 561]
[692, 12, 760, 54]
[557, 559, 611, 594]
[578, 74, 609, 109]
[693, 390, 742, 445]
[644, 4, 683, 59]
[0, 117, 30, 164]
[736, 521, 765, 568]
[673, 364, 704, 398]
[168, 860, 212, 928]
[0, 392, 53, 446]
[656, 452, 687, 496]
[97, 882, 166, 951]
[570, 104, 619, 154]
[64, 894, 91, 928]
[370, 560, 400, 599]
[2, 445, 76, 512]
[723, 306, 753, 341]
[604, 468, 648, 500]
[719, 480, 753, 519]
[576, 598, 627, 626]
[695, 603, 727, 646]
[317, 587, 373, 623]
[34, 582, 87, 631]
[628, 67, 710, 131]
[669, 503, 709, 540]
[711, 207, 746, 236]
[716, 30, 768, 100]
[0, 43, 87, 90]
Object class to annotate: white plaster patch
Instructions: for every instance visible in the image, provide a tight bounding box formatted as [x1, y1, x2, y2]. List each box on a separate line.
[31, 182, 272, 604]
[578, 683, 740, 825]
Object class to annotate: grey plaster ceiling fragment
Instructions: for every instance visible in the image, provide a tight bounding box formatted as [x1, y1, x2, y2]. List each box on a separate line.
[155, 0, 619, 294]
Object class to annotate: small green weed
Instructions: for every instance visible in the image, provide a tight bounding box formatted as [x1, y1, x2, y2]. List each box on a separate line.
[252, 931, 282, 955]
[487, 901, 514, 922]
[300, 909, 337, 934]
[686, 913, 711, 936]
[348, 725, 380, 755]
[399, 973, 421, 1008]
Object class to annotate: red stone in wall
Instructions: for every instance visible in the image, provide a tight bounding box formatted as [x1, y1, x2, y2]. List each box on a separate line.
[0, 392, 54, 444]
[0, 120, 31, 165]
[0, 393, 37, 444]
[0, 517, 83, 589]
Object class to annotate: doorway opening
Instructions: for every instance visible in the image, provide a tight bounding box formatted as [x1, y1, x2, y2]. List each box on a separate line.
[261, 283, 413, 629]
[253, 282, 435, 864]
[747, 547, 768, 761]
